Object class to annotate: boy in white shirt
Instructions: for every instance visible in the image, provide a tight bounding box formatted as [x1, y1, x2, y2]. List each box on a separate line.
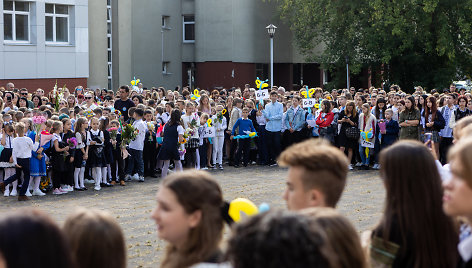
[125, 108, 147, 182]
[0, 122, 39, 201]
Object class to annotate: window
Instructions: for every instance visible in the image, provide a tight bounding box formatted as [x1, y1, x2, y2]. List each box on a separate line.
[256, 63, 268, 79]
[3, 0, 30, 42]
[162, 15, 170, 29]
[182, 15, 194, 43]
[45, 4, 69, 43]
[162, 61, 170, 74]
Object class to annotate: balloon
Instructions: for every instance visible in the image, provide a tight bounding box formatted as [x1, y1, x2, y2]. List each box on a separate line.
[136, 79, 140, 84]
[228, 198, 259, 222]
[248, 132, 256, 138]
[367, 132, 373, 139]
[207, 118, 212, 127]
[361, 132, 366, 140]
[131, 80, 136, 86]
[255, 77, 269, 90]
[258, 203, 270, 213]
[222, 109, 227, 115]
[314, 103, 320, 109]
[193, 89, 200, 98]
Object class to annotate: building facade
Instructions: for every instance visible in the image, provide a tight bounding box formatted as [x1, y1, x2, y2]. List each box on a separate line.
[88, 0, 329, 92]
[0, 0, 89, 90]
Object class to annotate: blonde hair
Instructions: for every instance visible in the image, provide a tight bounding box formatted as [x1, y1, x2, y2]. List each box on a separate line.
[278, 139, 348, 207]
[63, 208, 126, 268]
[14, 122, 25, 135]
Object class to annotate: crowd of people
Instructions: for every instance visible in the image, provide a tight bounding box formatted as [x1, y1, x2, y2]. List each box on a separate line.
[0, 82, 470, 200]
[0, 81, 471, 267]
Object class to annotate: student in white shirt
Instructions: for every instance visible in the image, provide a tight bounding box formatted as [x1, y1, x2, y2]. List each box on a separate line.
[125, 108, 147, 182]
[211, 105, 227, 170]
[0, 123, 39, 201]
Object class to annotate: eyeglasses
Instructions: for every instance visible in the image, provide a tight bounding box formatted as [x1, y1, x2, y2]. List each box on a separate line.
[85, 97, 92, 100]
[21, 92, 28, 96]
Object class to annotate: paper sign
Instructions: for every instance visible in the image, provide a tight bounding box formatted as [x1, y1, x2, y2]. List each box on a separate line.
[302, 98, 317, 108]
[203, 127, 216, 138]
[361, 139, 374, 148]
[306, 119, 316, 127]
[255, 89, 269, 100]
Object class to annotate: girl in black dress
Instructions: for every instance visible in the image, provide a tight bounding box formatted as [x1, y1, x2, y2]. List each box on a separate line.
[338, 101, 359, 170]
[87, 117, 106, 191]
[157, 109, 184, 178]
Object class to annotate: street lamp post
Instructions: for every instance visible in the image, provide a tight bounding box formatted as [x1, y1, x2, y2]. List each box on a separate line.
[266, 24, 277, 88]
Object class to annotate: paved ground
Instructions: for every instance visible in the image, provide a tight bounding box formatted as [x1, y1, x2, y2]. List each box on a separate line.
[0, 166, 384, 268]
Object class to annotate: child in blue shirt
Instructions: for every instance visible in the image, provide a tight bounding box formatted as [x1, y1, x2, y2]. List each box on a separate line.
[231, 107, 256, 168]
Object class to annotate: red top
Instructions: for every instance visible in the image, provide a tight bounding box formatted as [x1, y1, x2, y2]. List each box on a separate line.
[316, 112, 334, 128]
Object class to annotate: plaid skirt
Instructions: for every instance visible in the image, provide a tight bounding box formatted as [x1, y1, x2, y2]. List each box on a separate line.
[185, 138, 199, 149]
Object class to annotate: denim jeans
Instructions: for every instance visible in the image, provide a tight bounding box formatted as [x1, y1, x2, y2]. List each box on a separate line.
[359, 145, 370, 166]
[127, 149, 144, 177]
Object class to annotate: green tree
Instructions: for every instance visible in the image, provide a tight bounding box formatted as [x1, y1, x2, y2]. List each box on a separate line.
[275, 0, 472, 91]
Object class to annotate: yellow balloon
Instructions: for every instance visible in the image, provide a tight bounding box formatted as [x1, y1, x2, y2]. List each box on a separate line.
[308, 88, 315, 97]
[301, 91, 308, 98]
[136, 79, 140, 84]
[248, 132, 256, 137]
[262, 83, 269, 88]
[228, 198, 259, 222]
[222, 109, 227, 115]
[193, 89, 200, 98]
[314, 103, 320, 109]
[131, 80, 136, 86]
[207, 118, 212, 127]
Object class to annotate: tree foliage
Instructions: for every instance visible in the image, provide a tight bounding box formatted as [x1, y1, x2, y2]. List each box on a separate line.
[275, 0, 472, 90]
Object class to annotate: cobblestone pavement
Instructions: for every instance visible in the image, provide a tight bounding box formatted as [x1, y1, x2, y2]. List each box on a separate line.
[0, 166, 384, 267]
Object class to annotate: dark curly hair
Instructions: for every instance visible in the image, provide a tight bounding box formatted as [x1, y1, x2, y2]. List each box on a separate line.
[227, 210, 336, 268]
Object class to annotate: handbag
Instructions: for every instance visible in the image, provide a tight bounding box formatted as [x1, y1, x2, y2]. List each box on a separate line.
[345, 126, 360, 140]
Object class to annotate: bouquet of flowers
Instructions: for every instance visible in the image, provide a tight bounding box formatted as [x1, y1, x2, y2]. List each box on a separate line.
[108, 127, 119, 149]
[115, 110, 122, 118]
[156, 123, 165, 144]
[147, 122, 155, 142]
[64, 137, 78, 160]
[32, 115, 47, 134]
[121, 124, 138, 149]
[216, 110, 224, 123]
[189, 113, 199, 129]
[67, 137, 78, 149]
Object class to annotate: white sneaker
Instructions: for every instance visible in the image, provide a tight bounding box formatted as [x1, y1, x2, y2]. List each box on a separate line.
[66, 185, 74, 191]
[33, 189, 46, 196]
[25, 190, 32, 197]
[201, 167, 208, 170]
[94, 185, 101, 191]
[138, 176, 144, 182]
[10, 189, 17, 196]
[53, 188, 64, 195]
[60, 186, 71, 192]
[124, 175, 132, 182]
[3, 189, 9, 197]
[132, 174, 139, 181]
[372, 164, 380, 170]
[355, 162, 363, 167]
[348, 164, 353, 170]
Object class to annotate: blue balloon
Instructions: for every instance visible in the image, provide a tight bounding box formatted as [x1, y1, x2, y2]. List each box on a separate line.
[258, 203, 270, 213]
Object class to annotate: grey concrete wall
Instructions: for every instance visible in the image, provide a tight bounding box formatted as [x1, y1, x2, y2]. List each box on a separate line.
[87, 0, 107, 89]
[116, 0, 132, 87]
[0, 0, 89, 80]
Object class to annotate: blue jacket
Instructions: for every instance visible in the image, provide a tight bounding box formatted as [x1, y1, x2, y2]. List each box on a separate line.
[232, 118, 256, 136]
[284, 106, 306, 131]
[382, 120, 400, 146]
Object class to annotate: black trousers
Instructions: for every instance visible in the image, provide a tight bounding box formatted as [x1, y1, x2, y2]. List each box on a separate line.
[439, 137, 453, 165]
[4, 158, 30, 196]
[235, 139, 250, 165]
[266, 131, 281, 164]
[143, 144, 157, 175]
[111, 148, 125, 181]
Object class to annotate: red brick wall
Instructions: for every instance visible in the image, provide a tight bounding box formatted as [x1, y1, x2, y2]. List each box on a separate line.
[195, 62, 256, 90]
[0, 78, 88, 93]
